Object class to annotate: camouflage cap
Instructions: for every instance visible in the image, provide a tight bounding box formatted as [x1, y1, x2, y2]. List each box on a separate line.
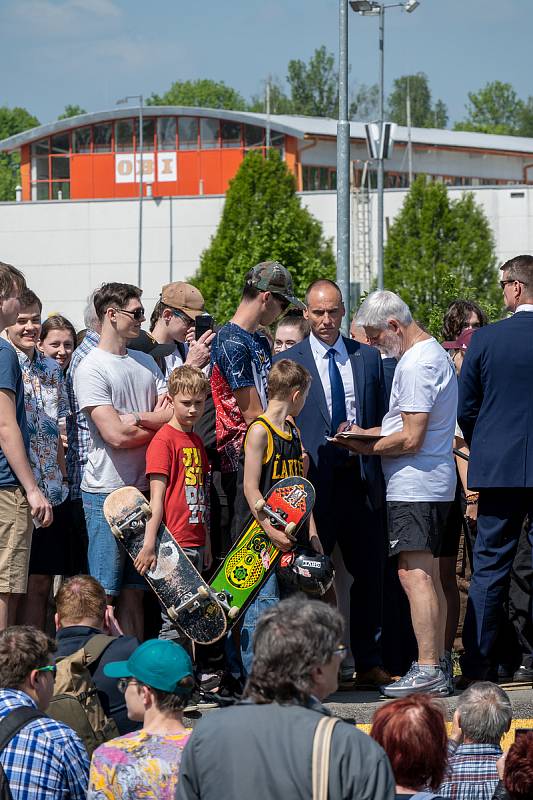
[246, 261, 305, 310]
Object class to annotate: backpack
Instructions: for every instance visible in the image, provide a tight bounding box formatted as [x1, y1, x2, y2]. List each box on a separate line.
[0, 706, 46, 800]
[46, 633, 120, 756]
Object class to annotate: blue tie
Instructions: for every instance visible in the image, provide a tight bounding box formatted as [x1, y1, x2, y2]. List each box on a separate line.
[327, 348, 346, 435]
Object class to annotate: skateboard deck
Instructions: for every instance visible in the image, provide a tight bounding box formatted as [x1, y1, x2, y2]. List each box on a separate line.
[103, 486, 227, 644]
[209, 476, 315, 626]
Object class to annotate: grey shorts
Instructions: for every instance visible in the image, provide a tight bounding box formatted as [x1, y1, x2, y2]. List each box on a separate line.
[387, 501, 452, 557]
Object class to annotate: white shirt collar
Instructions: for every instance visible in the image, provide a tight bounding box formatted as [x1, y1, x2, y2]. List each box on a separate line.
[515, 304, 533, 313]
[310, 331, 346, 358]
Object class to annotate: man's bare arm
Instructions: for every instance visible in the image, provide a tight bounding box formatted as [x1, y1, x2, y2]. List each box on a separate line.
[87, 405, 155, 449]
[234, 386, 264, 426]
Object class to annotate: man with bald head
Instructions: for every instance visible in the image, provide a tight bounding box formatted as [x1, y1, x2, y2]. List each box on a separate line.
[274, 279, 390, 689]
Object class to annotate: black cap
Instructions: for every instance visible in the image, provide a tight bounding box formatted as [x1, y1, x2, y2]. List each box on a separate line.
[128, 330, 176, 359]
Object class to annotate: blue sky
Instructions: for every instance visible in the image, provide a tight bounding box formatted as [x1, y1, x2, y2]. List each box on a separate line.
[1, 0, 531, 127]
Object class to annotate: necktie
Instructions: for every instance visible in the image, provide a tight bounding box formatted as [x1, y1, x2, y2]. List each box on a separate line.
[327, 349, 346, 435]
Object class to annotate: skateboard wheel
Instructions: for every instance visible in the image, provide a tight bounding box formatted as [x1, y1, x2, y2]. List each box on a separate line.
[167, 607, 179, 622]
[255, 498, 266, 512]
[140, 502, 152, 519]
[197, 585, 209, 599]
[285, 521, 297, 537]
[110, 524, 123, 540]
[228, 606, 240, 620]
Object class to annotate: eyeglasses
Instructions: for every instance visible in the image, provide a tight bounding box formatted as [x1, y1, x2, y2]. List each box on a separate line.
[35, 665, 57, 676]
[114, 307, 145, 320]
[333, 645, 348, 660]
[499, 279, 527, 291]
[117, 677, 139, 693]
[272, 293, 290, 312]
[172, 309, 194, 326]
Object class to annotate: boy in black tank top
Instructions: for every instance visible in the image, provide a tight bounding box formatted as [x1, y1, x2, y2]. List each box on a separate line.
[235, 359, 322, 674]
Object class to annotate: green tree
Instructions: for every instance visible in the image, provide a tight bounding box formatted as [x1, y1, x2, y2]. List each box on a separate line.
[384, 175, 500, 329]
[193, 150, 335, 321]
[388, 73, 448, 128]
[147, 79, 246, 110]
[517, 96, 533, 137]
[454, 80, 523, 135]
[58, 104, 87, 119]
[350, 83, 379, 120]
[287, 46, 338, 117]
[0, 106, 40, 201]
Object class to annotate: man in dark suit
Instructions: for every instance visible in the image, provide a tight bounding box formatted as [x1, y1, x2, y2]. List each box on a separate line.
[458, 254, 533, 682]
[276, 279, 390, 688]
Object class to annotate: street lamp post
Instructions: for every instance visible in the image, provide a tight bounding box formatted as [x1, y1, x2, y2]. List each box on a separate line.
[349, 0, 420, 290]
[337, 0, 350, 334]
[117, 94, 144, 288]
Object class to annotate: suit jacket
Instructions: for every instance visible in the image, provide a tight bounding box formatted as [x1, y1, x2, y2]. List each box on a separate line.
[458, 311, 533, 488]
[275, 336, 387, 511]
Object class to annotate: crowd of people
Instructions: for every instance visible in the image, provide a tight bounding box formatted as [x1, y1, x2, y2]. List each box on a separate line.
[0, 254, 532, 798]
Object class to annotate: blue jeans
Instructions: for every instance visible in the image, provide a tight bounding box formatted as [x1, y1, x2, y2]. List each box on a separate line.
[81, 490, 147, 596]
[240, 571, 280, 676]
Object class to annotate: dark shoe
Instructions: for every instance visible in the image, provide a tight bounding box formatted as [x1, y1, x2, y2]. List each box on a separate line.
[513, 665, 533, 684]
[337, 666, 356, 690]
[354, 666, 394, 691]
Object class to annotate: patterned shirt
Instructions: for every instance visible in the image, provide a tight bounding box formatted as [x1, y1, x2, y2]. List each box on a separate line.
[66, 329, 99, 500]
[16, 347, 69, 506]
[88, 728, 192, 800]
[439, 740, 502, 800]
[210, 322, 271, 474]
[0, 688, 89, 800]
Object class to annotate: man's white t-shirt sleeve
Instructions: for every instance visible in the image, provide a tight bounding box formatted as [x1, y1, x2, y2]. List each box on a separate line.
[395, 360, 439, 413]
[74, 359, 113, 411]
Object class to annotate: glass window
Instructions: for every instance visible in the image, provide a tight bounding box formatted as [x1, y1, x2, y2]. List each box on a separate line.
[51, 133, 70, 154]
[157, 117, 176, 151]
[32, 139, 49, 156]
[35, 183, 49, 200]
[51, 157, 70, 180]
[51, 181, 70, 200]
[35, 157, 49, 180]
[73, 127, 91, 153]
[221, 121, 241, 148]
[271, 131, 284, 148]
[93, 123, 112, 152]
[135, 117, 155, 151]
[244, 125, 265, 148]
[200, 118, 219, 149]
[116, 119, 134, 152]
[178, 117, 199, 150]
[329, 169, 337, 190]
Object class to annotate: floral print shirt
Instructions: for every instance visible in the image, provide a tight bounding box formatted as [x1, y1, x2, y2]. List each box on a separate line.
[16, 347, 69, 505]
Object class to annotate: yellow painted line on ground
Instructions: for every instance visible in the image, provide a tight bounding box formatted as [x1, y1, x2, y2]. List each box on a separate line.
[355, 719, 533, 750]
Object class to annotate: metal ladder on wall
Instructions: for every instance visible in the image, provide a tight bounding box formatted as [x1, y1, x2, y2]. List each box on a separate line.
[351, 161, 373, 294]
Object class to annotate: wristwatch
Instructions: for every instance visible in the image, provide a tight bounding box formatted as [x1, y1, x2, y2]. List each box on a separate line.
[133, 413, 142, 427]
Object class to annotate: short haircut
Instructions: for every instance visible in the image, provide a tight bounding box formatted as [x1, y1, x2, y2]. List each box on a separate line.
[149, 300, 166, 331]
[55, 575, 107, 623]
[267, 359, 311, 400]
[305, 279, 342, 307]
[442, 300, 488, 341]
[0, 626, 56, 689]
[456, 681, 512, 744]
[39, 315, 77, 347]
[276, 311, 310, 339]
[370, 694, 448, 791]
[0, 262, 26, 300]
[355, 290, 413, 329]
[84, 289, 100, 330]
[168, 365, 210, 398]
[244, 595, 344, 705]
[500, 254, 533, 286]
[93, 282, 142, 322]
[504, 730, 533, 800]
[149, 685, 193, 711]
[242, 267, 262, 302]
[18, 288, 42, 313]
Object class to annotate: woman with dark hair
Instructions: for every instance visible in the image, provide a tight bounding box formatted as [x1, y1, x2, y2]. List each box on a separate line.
[38, 314, 77, 372]
[442, 299, 487, 342]
[371, 694, 448, 799]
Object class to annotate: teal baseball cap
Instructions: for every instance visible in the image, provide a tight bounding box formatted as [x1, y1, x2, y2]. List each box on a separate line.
[103, 639, 194, 695]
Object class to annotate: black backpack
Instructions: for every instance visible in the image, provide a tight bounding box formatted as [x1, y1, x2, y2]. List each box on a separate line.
[0, 706, 46, 800]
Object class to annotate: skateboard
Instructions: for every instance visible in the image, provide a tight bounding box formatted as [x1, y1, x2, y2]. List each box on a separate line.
[103, 486, 230, 644]
[209, 476, 315, 626]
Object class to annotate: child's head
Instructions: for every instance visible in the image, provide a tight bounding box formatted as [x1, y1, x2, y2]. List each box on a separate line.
[273, 311, 310, 354]
[168, 365, 210, 429]
[268, 359, 311, 414]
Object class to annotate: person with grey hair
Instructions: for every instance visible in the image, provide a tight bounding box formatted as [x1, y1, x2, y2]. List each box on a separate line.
[176, 595, 395, 800]
[334, 290, 457, 698]
[439, 682, 512, 799]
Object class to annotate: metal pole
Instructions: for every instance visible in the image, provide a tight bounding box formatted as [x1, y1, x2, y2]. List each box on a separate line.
[407, 76, 413, 185]
[376, 4, 385, 290]
[266, 77, 271, 148]
[337, 0, 350, 333]
[138, 96, 144, 288]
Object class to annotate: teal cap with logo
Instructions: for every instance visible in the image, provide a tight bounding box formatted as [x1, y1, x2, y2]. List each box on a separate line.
[103, 639, 194, 695]
[247, 261, 305, 310]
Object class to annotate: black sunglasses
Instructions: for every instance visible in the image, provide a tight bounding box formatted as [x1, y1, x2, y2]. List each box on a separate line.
[114, 307, 145, 321]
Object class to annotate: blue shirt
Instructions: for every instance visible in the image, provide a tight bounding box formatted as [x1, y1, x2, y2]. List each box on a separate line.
[0, 338, 29, 487]
[439, 740, 502, 800]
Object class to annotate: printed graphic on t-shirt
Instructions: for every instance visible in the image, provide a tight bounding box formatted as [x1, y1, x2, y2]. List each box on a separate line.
[183, 446, 206, 524]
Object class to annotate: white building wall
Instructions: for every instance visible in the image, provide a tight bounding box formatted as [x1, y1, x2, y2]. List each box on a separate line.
[0, 185, 532, 328]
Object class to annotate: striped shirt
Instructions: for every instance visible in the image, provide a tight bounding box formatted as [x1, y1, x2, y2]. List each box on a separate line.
[439, 740, 502, 800]
[66, 329, 99, 499]
[0, 689, 89, 800]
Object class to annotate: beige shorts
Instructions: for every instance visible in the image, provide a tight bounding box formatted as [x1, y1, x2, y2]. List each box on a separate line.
[0, 487, 32, 593]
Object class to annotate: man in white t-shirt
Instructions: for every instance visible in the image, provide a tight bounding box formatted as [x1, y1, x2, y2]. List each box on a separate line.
[336, 290, 457, 698]
[75, 282, 172, 638]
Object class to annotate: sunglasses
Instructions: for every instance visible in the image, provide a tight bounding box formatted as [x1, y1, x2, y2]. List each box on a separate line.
[35, 664, 57, 677]
[114, 307, 145, 321]
[499, 279, 528, 291]
[333, 645, 348, 660]
[172, 309, 194, 326]
[117, 677, 139, 693]
[272, 293, 290, 312]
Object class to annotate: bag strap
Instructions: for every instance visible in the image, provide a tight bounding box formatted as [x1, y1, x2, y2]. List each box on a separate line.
[312, 716, 339, 800]
[0, 707, 46, 753]
[83, 634, 116, 666]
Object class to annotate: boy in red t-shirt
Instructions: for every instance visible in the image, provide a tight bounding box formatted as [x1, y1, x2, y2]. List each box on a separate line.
[139, 365, 212, 640]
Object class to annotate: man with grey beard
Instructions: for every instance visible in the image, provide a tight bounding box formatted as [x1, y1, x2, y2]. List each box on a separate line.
[336, 290, 457, 698]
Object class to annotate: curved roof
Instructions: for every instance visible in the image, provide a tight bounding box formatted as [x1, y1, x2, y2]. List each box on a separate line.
[1, 106, 533, 157]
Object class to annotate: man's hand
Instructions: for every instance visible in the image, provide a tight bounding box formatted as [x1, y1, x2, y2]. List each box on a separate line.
[154, 393, 171, 411]
[134, 544, 158, 576]
[465, 502, 478, 528]
[450, 709, 463, 744]
[261, 520, 294, 553]
[185, 330, 215, 370]
[27, 486, 53, 527]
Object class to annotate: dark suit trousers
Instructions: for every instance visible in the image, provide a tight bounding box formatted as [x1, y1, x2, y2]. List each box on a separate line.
[314, 460, 387, 671]
[461, 488, 533, 677]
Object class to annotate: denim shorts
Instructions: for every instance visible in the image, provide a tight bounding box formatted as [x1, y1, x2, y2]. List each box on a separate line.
[81, 490, 147, 596]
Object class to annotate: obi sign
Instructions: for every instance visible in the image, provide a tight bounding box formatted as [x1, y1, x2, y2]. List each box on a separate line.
[115, 153, 177, 184]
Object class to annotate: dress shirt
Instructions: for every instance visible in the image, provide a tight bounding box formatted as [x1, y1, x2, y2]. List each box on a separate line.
[309, 332, 357, 425]
[515, 304, 533, 313]
[439, 740, 502, 800]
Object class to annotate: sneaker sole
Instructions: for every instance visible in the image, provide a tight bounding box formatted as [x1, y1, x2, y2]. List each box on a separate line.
[380, 682, 450, 698]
